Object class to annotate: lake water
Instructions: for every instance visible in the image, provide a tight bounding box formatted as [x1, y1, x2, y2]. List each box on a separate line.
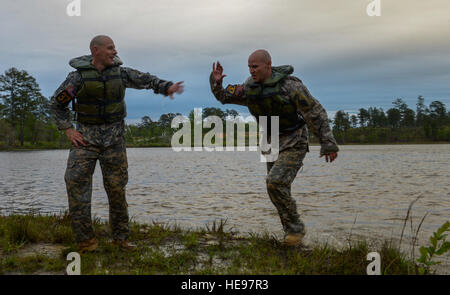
[1, 144, 449, 273]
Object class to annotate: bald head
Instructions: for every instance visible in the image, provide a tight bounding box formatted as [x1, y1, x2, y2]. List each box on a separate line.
[248, 49, 272, 83]
[90, 35, 113, 53]
[249, 49, 272, 64]
[89, 35, 118, 71]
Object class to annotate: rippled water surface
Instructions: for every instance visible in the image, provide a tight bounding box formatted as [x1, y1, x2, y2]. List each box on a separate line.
[1, 145, 449, 272]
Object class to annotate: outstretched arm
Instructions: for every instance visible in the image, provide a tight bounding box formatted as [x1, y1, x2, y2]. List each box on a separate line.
[209, 61, 248, 106]
[121, 67, 183, 98]
[286, 78, 339, 161]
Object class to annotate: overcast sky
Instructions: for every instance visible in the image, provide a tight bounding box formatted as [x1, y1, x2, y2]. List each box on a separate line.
[1, 0, 450, 123]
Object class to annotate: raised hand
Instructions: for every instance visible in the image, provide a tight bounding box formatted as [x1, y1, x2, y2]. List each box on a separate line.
[167, 81, 184, 99]
[212, 61, 227, 84]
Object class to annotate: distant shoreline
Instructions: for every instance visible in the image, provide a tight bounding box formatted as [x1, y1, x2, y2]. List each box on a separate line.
[1, 141, 449, 151]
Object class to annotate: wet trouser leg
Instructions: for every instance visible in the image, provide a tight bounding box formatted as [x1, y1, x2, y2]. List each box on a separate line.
[65, 145, 99, 243]
[266, 145, 307, 235]
[99, 138, 129, 241]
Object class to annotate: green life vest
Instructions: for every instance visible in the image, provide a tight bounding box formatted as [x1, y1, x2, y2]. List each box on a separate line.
[69, 55, 126, 124]
[246, 65, 305, 134]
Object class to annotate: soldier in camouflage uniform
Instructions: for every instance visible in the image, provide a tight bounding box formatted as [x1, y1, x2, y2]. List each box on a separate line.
[50, 35, 184, 251]
[209, 50, 338, 246]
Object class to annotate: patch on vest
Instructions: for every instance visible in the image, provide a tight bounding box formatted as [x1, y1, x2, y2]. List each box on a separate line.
[292, 90, 313, 112]
[56, 85, 76, 104]
[226, 84, 243, 96]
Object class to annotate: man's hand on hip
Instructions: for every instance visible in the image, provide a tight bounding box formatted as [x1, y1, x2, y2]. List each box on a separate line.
[167, 81, 184, 99]
[64, 127, 88, 147]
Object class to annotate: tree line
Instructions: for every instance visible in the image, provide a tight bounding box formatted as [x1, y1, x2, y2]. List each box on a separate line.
[332, 97, 450, 144]
[125, 107, 247, 146]
[1, 67, 449, 149]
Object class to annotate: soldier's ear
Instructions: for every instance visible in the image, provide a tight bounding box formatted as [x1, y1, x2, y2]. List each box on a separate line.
[91, 45, 100, 56]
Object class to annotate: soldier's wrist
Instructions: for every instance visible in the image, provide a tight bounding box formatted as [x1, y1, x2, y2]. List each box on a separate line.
[63, 126, 75, 134]
[320, 143, 339, 156]
[163, 82, 174, 96]
[58, 123, 74, 132]
[209, 73, 221, 85]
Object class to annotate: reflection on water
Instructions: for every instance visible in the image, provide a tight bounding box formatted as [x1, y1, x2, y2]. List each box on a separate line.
[1, 145, 449, 272]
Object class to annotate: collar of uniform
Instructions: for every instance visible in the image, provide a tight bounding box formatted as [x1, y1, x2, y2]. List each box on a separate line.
[247, 65, 294, 88]
[69, 55, 123, 70]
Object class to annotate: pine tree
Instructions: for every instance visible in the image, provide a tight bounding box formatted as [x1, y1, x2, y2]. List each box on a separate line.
[0, 68, 43, 146]
[416, 95, 426, 127]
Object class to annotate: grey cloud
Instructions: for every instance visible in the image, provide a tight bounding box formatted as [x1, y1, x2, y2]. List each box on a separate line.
[1, 0, 449, 121]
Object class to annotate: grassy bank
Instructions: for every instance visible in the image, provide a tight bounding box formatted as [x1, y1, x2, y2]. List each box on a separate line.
[0, 213, 423, 275]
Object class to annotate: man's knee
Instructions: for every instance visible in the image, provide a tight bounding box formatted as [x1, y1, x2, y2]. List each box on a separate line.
[103, 168, 128, 191]
[64, 155, 95, 186]
[64, 169, 76, 185]
[64, 168, 90, 187]
[266, 174, 288, 192]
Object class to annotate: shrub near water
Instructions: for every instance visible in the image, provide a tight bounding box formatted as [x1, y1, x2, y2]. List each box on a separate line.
[417, 221, 450, 274]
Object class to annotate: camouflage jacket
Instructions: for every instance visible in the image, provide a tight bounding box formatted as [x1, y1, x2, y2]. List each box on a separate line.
[209, 67, 339, 155]
[50, 55, 173, 147]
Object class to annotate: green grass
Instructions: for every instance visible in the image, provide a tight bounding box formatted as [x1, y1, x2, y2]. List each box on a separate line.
[0, 213, 421, 275]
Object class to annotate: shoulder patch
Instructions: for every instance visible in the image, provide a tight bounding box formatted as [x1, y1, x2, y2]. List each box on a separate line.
[57, 85, 76, 104]
[225, 84, 243, 96]
[292, 90, 314, 112]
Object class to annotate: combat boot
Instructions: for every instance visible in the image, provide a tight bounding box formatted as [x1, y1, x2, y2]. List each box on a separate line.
[78, 237, 98, 252]
[284, 232, 305, 247]
[112, 240, 137, 251]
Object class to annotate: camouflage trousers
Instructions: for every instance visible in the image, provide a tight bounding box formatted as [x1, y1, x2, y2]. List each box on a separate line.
[266, 144, 308, 235]
[64, 138, 129, 243]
